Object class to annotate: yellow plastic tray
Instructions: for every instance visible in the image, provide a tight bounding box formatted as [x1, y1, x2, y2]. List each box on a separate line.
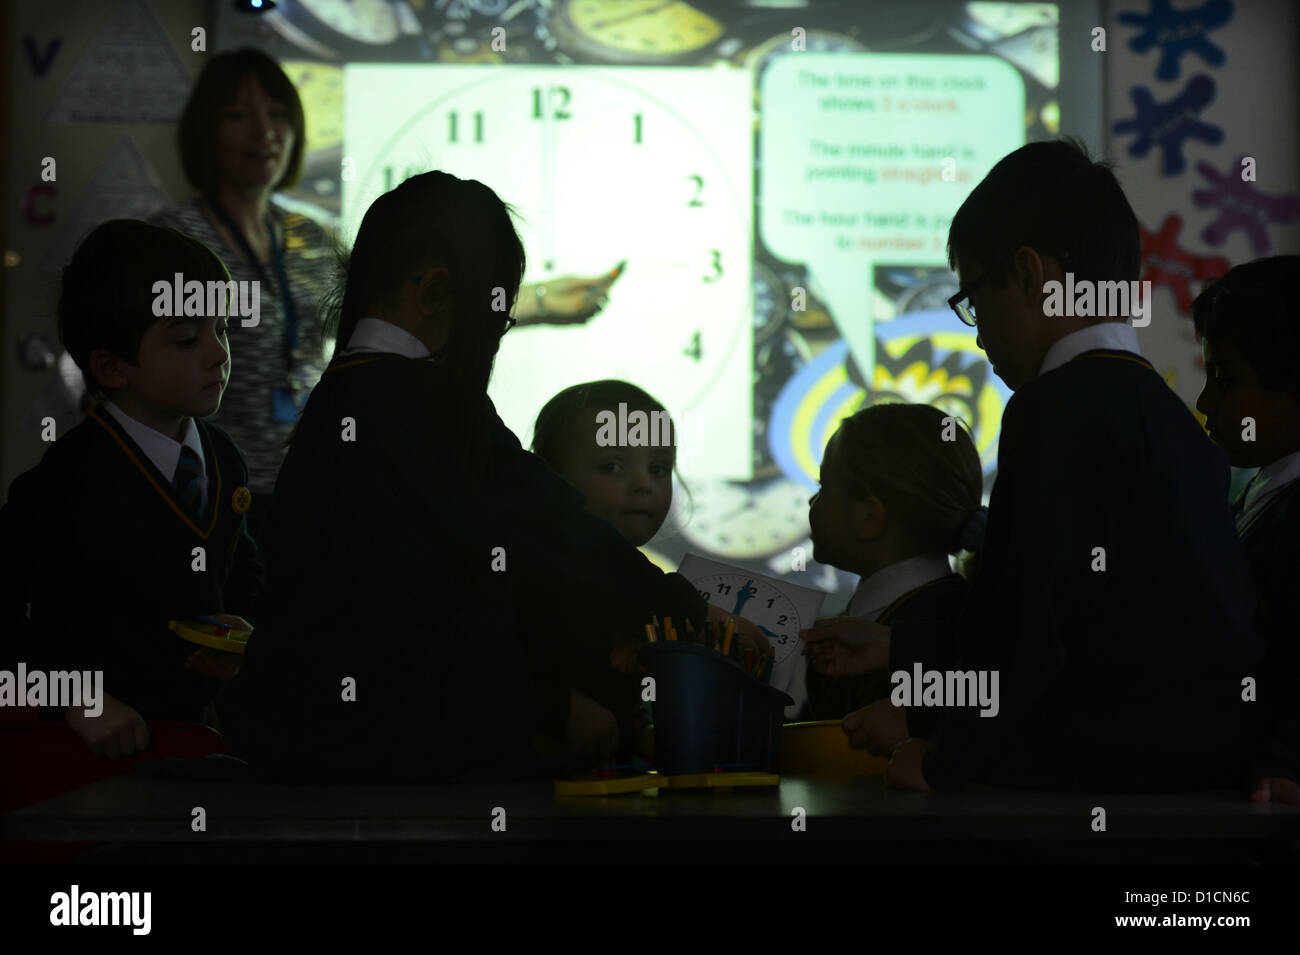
[168, 619, 251, 655]
[554, 773, 663, 796]
[661, 771, 780, 789]
[781, 720, 889, 778]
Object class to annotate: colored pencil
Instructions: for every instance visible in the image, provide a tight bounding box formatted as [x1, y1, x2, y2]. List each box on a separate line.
[722, 618, 735, 656]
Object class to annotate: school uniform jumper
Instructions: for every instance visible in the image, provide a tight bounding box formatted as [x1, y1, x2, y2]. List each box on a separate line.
[921, 327, 1261, 793]
[804, 558, 967, 724]
[0, 407, 261, 722]
[1236, 457, 1300, 784]
[224, 344, 705, 783]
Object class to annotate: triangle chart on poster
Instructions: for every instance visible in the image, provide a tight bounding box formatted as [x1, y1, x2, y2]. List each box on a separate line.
[46, 0, 191, 125]
[40, 135, 171, 273]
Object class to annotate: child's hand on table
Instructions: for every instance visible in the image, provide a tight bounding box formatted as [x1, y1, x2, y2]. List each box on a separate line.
[1251, 777, 1300, 852]
[886, 738, 935, 792]
[567, 689, 620, 762]
[1251, 776, 1300, 806]
[843, 700, 909, 755]
[800, 617, 890, 676]
[64, 692, 149, 759]
[184, 613, 251, 680]
[610, 634, 642, 675]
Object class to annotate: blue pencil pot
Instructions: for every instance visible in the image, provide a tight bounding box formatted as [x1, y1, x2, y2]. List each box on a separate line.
[642, 641, 793, 775]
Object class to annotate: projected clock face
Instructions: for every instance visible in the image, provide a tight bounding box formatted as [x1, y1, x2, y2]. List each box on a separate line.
[297, 0, 400, 44]
[679, 476, 810, 559]
[344, 65, 755, 479]
[693, 573, 802, 666]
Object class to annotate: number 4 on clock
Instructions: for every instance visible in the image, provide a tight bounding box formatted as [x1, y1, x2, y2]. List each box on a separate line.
[683, 330, 702, 362]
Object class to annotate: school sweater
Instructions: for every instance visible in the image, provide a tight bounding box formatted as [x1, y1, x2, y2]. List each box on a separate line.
[1237, 477, 1300, 783]
[803, 568, 967, 723]
[921, 350, 1262, 793]
[0, 408, 261, 722]
[223, 353, 706, 783]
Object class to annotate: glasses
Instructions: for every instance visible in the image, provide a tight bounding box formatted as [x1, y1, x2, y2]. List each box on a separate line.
[947, 251, 1071, 327]
[948, 272, 992, 328]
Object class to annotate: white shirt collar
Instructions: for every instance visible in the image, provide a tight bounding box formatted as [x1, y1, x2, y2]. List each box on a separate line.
[1240, 450, 1300, 527]
[1038, 321, 1143, 378]
[845, 554, 953, 620]
[101, 400, 205, 483]
[342, 317, 431, 360]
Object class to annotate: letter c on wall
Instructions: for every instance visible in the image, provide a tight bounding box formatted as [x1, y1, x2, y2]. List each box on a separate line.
[23, 183, 56, 226]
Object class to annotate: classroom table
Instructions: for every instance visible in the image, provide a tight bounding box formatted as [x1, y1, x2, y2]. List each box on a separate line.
[4, 772, 1297, 864]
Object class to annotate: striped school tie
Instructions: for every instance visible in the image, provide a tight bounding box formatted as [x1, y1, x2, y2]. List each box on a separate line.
[1231, 473, 1258, 517]
[173, 445, 204, 518]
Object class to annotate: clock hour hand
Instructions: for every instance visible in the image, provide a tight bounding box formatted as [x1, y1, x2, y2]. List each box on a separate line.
[716, 500, 756, 525]
[591, 2, 678, 29]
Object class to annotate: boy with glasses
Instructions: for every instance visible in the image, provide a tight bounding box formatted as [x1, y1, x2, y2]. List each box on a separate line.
[805, 139, 1260, 794]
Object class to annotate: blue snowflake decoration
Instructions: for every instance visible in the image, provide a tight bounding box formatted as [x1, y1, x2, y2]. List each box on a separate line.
[1112, 75, 1223, 176]
[1118, 0, 1233, 80]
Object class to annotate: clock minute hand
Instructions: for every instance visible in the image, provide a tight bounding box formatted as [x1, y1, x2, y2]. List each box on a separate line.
[732, 578, 756, 616]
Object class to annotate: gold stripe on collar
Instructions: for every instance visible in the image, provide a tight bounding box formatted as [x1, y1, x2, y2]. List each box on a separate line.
[324, 356, 391, 374]
[1077, 351, 1155, 372]
[878, 575, 957, 624]
[89, 409, 223, 540]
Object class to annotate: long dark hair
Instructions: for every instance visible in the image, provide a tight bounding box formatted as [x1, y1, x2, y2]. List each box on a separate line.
[320, 171, 526, 475]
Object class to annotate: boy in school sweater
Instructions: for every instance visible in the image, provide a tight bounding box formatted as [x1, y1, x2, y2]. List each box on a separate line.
[805, 140, 1260, 792]
[1193, 256, 1300, 805]
[0, 221, 260, 758]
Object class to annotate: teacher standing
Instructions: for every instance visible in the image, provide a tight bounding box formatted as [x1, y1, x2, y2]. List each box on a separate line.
[152, 49, 337, 540]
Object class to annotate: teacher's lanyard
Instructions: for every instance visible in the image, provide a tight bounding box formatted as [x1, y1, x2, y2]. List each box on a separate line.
[206, 196, 298, 373]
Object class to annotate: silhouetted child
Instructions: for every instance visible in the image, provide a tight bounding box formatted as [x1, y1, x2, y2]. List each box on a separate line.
[224, 172, 732, 782]
[0, 220, 260, 757]
[1194, 255, 1300, 805]
[533, 379, 678, 757]
[806, 140, 1260, 793]
[804, 403, 982, 743]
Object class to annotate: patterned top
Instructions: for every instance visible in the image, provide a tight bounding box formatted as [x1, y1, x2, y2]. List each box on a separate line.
[151, 198, 338, 493]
